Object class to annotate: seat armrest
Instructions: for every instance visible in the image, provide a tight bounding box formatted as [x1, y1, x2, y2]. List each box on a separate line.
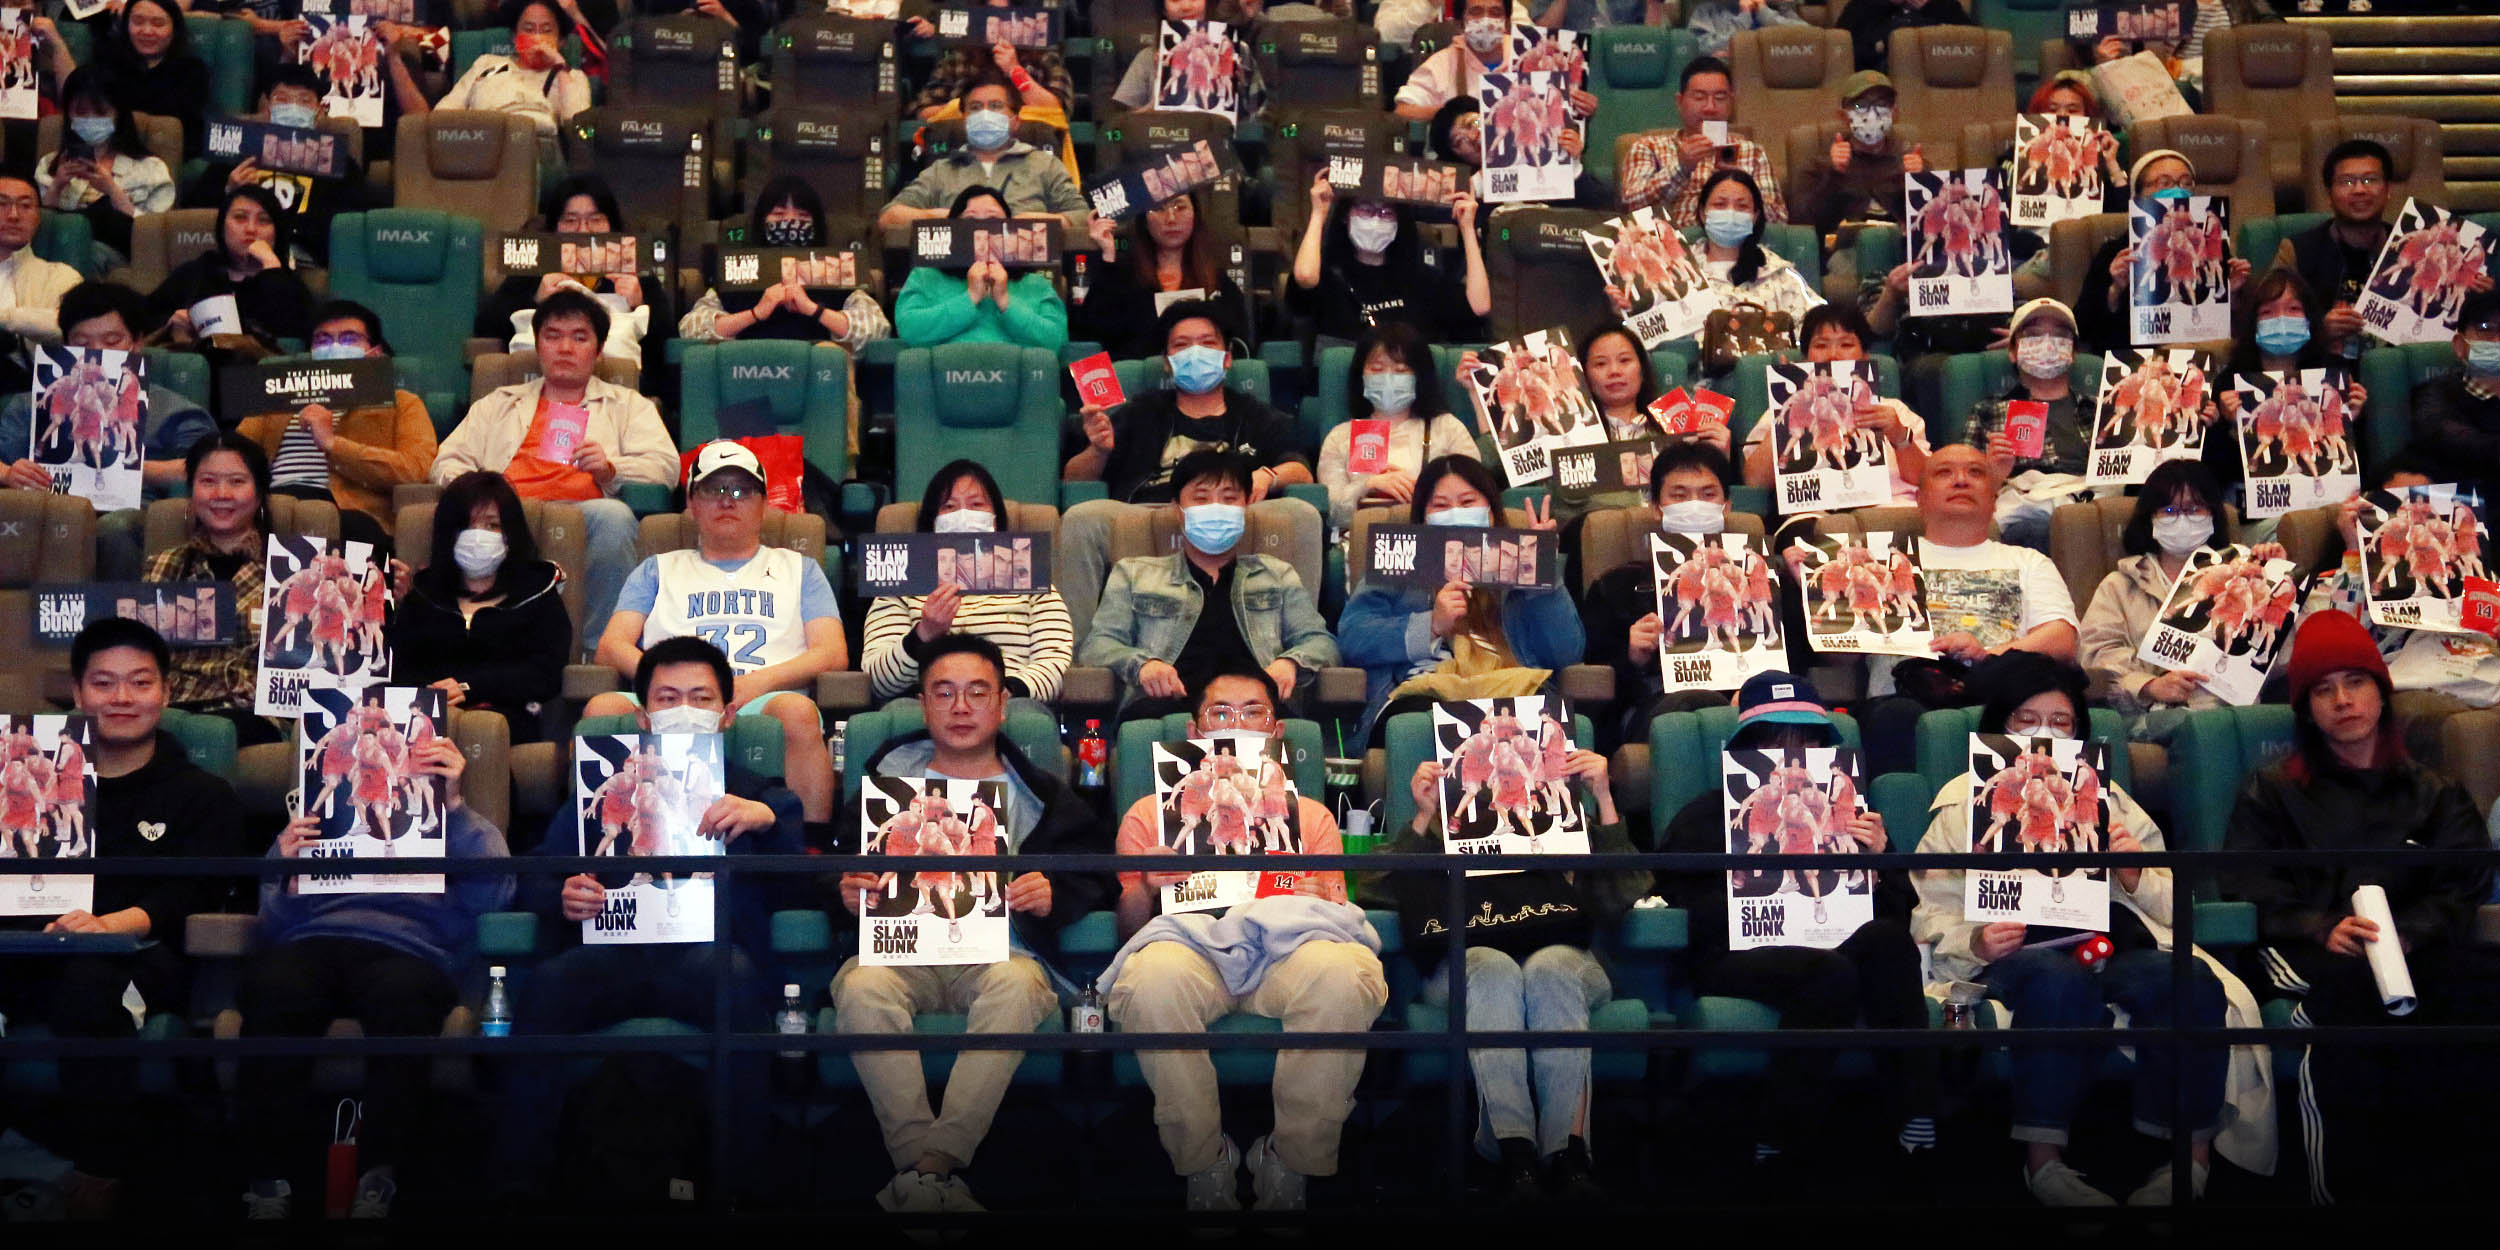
[1059, 665, 1117, 709]
[509, 741, 563, 819]
[1618, 905, 1688, 951]
[564, 663, 622, 701]
[2477, 903, 2500, 947]
[475, 911, 539, 958]
[1364, 908, 1401, 955]
[615, 482, 674, 516]
[1314, 666, 1366, 708]
[185, 911, 258, 958]
[1559, 663, 1615, 708]
[2193, 900, 2257, 949]
[816, 671, 872, 714]
[235, 742, 294, 818]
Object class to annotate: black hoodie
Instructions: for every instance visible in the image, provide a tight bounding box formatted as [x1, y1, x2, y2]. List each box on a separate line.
[2, 729, 245, 936]
[386, 559, 575, 742]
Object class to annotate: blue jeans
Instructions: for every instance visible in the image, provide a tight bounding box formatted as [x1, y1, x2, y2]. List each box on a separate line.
[1423, 944, 1611, 1159]
[577, 497, 639, 657]
[1984, 946, 2226, 1146]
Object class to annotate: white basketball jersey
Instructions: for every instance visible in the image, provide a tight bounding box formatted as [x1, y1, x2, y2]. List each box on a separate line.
[639, 546, 813, 675]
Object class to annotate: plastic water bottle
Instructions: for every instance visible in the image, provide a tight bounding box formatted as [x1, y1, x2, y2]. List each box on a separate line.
[1075, 719, 1108, 790]
[774, 984, 812, 1093]
[481, 967, 512, 1038]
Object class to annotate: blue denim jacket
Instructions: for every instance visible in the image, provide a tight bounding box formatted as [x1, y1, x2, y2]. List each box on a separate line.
[1338, 582, 1586, 734]
[1077, 552, 1340, 702]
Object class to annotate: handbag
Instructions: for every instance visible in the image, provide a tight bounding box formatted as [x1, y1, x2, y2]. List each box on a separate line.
[1700, 300, 1794, 376]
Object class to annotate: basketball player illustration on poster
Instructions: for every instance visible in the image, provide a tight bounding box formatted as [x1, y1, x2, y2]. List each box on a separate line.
[2085, 348, 2215, 487]
[1474, 70, 1579, 204]
[0, 10, 38, 121]
[1651, 532, 1784, 692]
[2137, 542, 2301, 705]
[299, 15, 386, 128]
[258, 535, 393, 715]
[1721, 742, 1873, 950]
[292, 686, 448, 895]
[2355, 484, 2492, 635]
[1963, 732, 2112, 930]
[0, 715, 96, 918]
[858, 774, 1011, 965]
[1904, 169, 2014, 316]
[1154, 20, 1239, 119]
[1431, 696, 1586, 869]
[2234, 368, 2360, 518]
[1465, 328, 1605, 486]
[1784, 531, 1932, 656]
[2357, 199, 2493, 346]
[1150, 736, 1300, 913]
[2129, 194, 2232, 344]
[2011, 113, 2112, 229]
[28, 344, 147, 512]
[1585, 207, 1711, 346]
[1767, 359, 1892, 512]
[575, 731, 727, 944]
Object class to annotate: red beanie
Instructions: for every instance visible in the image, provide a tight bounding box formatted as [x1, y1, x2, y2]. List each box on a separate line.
[2285, 608, 2388, 706]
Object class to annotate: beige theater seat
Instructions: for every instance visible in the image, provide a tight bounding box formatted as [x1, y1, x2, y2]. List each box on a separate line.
[2302, 117, 2447, 217]
[391, 110, 540, 234]
[2129, 115, 2273, 229]
[2201, 24, 2337, 201]
[465, 350, 641, 406]
[1728, 26, 1854, 186]
[0, 494, 97, 714]
[1886, 25, 2013, 170]
[109, 208, 220, 294]
[36, 111, 182, 176]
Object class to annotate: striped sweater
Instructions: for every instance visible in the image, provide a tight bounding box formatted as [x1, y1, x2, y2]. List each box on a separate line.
[860, 589, 1077, 703]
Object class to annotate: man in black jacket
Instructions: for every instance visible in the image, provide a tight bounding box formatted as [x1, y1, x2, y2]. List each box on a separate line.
[2272, 138, 2393, 359]
[831, 632, 1109, 1215]
[0, 619, 244, 1216]
[2226, 608, 2500, 1203]
[1061, 300, 1311, 504]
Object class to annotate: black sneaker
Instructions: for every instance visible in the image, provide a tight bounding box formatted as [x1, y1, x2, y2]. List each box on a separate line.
[1494, 1138, 1544, 1208]
[1547, 1138, 1605, 1207]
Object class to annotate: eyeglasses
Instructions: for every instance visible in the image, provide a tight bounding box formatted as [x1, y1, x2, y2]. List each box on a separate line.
[1201, 703, 1276, 728]
[2006, 712, 2079, 735]
[2332, 174, 2385, 189]
[2155, 504, 2210, 520]
[927, 682, 996, 707]
[310, 335, 368, 352]
[2140, 175, 2191, 193]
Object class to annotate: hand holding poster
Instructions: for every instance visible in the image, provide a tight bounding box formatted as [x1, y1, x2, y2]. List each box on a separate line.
[1360, 525, 1558, 590]
[2085, 348, 2215, 487]
[912, 219, 1061, 270]
[1583, 207, 1711, 346]
[205, 116, 356, 180]
[1150, 736, 1301, 914]
[299, 15, 387, 129]
[29, 345, 147, 513]
[1903, 169, 2015, 317]
[257, 536, 393, 716]
[1432, 696, 1586, 873]
[1466, 328, 1604, 486]
[2357, 199, 2492, 346]
[292, 687, 448, 895]
[2065, 0, 2191, 43]
[1784, 531, 1931, 655]
[1323, 154, 1466, 208]
[854, 532, 1052, 597]
[0, 11, 40, 122]
[1964, 733, 2112, 931]
[1723, 742, 1871, 950]
[0, 715, 96, 918]
[1766, 359, 1893, 512]
[1086, 138, 1240, 222]
[1652, 532, 1784, 692]
[2234, 368, 2359, 518]
[497, 233, 665, 279]
[2356, 484, 2491, 635]
[575, 732, 726, 944]
[1474, 71, 1580, 204]
[1154, 20, 1240, 119]
[2129, 195, 2232, 344]
[2010, 113, 2111, 229]
[859, 775, 1012, 965]
[2137, 543, 2302, 705]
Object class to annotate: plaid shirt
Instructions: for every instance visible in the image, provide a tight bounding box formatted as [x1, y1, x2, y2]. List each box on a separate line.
[1617, 131, 1787, 230]
[143, 535, 266, 713]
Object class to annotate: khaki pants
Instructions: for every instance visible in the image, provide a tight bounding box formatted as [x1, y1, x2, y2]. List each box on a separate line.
[1106, 939, 1388, 1177]
[832, 955, 1056, 1170]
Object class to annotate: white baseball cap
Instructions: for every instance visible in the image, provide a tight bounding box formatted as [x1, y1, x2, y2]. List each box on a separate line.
[689, 440, 764, 488]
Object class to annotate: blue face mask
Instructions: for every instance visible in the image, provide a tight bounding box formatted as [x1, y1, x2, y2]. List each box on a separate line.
[1168, 344, 1228, 395]
[1181, 502, 1245, 554]
[2254, 315, 2311, 358]
[1425, 505, 1491, 528]
[269, 101, 317, 130]
[1702, 209, 1753, 249]
[1362, 370, 1416, 413]
[309, 341, 366, 362]
[2469, 339, 2500, 376]
[2148, 186, 2191, 202]
[963, 108, 1014, 152]
[68, 115, 114, 146]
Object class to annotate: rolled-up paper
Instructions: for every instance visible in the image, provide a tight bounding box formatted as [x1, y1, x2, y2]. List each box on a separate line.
[2351, 884, 2418, 1016]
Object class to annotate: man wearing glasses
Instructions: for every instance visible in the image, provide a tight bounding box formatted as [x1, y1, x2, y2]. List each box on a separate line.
[589, 440, 850, 824]
[1104, 665, 1388, 1214]
[830, 632, 1108, 1215]
[2275, 138, 2399, 358]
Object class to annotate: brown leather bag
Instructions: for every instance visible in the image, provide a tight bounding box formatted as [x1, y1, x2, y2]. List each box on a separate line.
[1699, 300, 1795, 376]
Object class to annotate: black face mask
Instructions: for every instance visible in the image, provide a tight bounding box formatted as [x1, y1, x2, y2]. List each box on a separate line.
[762, 217, 818, 247]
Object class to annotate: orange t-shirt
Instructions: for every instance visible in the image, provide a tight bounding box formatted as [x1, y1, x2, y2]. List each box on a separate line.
[1116, 793, 1346, 903]
[501, 395, 600, 501]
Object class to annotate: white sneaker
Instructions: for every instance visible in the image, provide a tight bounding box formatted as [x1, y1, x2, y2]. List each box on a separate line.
[349, 1168, 395, 1219]
[241, 1179, 292, 1220]
[1246, 1134, 1307, 1212]
[2024, 1158, 2116, 1208]
[2125, 1159, 2209, 1207]
[1184, 1136, 1243, 1212]
[876, 1169, 952, 1214]
[934, 1173, 983, 1213]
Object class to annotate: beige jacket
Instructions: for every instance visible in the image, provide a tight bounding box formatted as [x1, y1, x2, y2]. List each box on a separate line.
[430, 374, 678, 492]
[0, 247, 83, 342]
[2079, 554, 2225, 715]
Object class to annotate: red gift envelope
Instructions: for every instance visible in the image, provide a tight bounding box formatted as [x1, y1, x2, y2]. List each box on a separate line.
[1069, 352, 1125, 409]
[1647, 386, 1692, 434]
[1346, 417, 1392, 475]
[2004, 400, 2048, 460]
[2464, 578, 2500, 637]
[1686, 387, 1735, 431]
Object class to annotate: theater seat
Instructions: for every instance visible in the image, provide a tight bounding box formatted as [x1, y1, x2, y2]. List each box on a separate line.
[2041, 210, 2124, 311]
[740, 108, 890, 223]
[608, 13, 742, 120]
[768, 14, 903, 112]
[37, 112, 184, 183]
[465, 351, 641, 411]
[326, 210, 485, 409]
[392, 111, 541, 234]
[1885, 25, 2013, 170]
[1585, 27, 1694, 189]
[1251, 19, 1383, 112]
[1485, 204, 1617, 343]
[563, 106, 716, 239]
[2126, 115, 2272, 229]
[108, 208, 219, 296]
[892, 343, 1063, 511]
[677, 341, 854, 510]
[1934, 347, 2105, 447]
[2047, 490, 2247, 617]
[2301, 116, 2446, 217]
[1727, 26, 1854, 186]
[1265, 108, 1404, 245]
[2357, 340, 2463, 469]
[0, 494, 96, 714]
[2200, 24, 2337, 202]
[1970, 0, 2071, 96]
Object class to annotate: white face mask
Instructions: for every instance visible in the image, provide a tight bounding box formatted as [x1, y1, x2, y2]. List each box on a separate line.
[933, 508, 995, 534]
[1845, 104, 1893, 148]
[1463, 16, 1504, 53]
[1346, 213, 1398, 255]
[2152, 513, 2213, 556]
[647, 704, 724, 736]
[1658, 499, 1726, 535]
[451, 528, 507, 579]
[2015, 335, 2074, 380]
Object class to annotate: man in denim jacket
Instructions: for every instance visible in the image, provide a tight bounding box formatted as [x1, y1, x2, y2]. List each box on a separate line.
[1078, 449, 1339, 721]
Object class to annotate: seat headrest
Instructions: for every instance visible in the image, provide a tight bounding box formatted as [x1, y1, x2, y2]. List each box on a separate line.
[2162, 120, 2244, 180]
[163, 212, 220, 266]
[783, 14, 890, 60]
[2340, 120, 2418, 178]
[1908, 30, 1990, 88]
[358, 210, 455, 282]
[1600, 32, 1672, 89]
[1757, 28, 1836, 90]
[707, 342, 819, 421]
[1266, 23, 1368, 64]
[766, 112, 879, 158]
[2234, 31, 2313, 88]
[1497, 208, 1606, 260]
[632, 14, 734, 60]
[927, 345, 1029, 429]
[422, 115, 512, 180]
[591, 112, 698, 156]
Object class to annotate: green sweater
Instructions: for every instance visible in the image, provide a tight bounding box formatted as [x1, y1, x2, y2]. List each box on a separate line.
[894, 266, 1069, 351]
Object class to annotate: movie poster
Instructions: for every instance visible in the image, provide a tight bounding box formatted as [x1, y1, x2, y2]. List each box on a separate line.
[853, 532, 1051, 597]
[27, 345, 146, 513]
[2357, 199, 2492, 347]
[257, 535, 393, 716]
[2234, 368, 2359, 518]
[1151, 736, 1300, 914]
[0, 715, 95, 917]
[299, 15, 386, 129]
[2085, 348, 2214, 487]
[1766, 359, 1892, 513]
[1465, 328, 1604, 486]
[1549, 437, 1659, 501]
[1154, 20, 1239, 119]
[0, 11, 38, 122]
[1904, 169, 2015, 317]
[292, 686, 447, 895]
[1086, 138, 1239, 221]
[34, 582, 237, 647]
[2010, 113, 2110, 229]
[858, 774, 1011, 965]
[2356, 484, 2492, 635]
[1652, 532, 1783, 692]
[1359, 524, 1557, 591]
[1963, 733, 2111, 930]
[1722, 742, 1871, 951]
[1324, 154, 1465, 208]
[1582, 207, 1710, 347]
[1431, 695, 1584, 873]
[1784, 531, 1931, 656]
[2137, 543, 2302, 705]
[1474, 70, 1579, 204]
[575, 732, 726, 944]
[2128, 194, 2231, 344]
[934, 4, 1058, 48]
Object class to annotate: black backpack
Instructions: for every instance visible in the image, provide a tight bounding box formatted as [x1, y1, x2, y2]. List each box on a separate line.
[553, 1053, 711, 1209]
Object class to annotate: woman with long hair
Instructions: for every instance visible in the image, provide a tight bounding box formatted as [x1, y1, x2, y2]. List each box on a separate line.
[1075, 188, 1247, 358]
[857, 459, 1075, 706]
[679, 174, 891, 350]
[1314, 320, 1477, 528]
[146, 183, 314, 348]
[385, 471, 575, 743]
[35, 67, 174, 260]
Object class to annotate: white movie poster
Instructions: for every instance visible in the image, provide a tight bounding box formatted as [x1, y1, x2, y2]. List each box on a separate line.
[1783, 531, 1932, 656]
[28, 345, 146, 513]
[858, 774, 1011, 965]
[1507, 23, 1586, 90]
[1583, 207, 1710, 347]
[292, 686, 446, 895]
[2234, 368, 2359, 519]
[1465, 328, 1604, 487]
[1474, 70, 1579, 204]
[0, 715, 95, 918]
[1153, 20, 1238, 119]
[299, 15, 387, 128]
[258, 535, 391, 716]
[1652, 532, 1783, 692]
[2010, 113, 2110, 228]
[1904, 169, 2014, 316]
[2137, 543, 2302, 705]
[1150, 737, 1300, 914]
[2357, 199, 2492, 347]
[1722, 743, 1872, 951]
[1432, 696, 1585, 874]
[1964, 733, 2111, 931]
[1766, 359, 1892, 512]
[0, 11, 39, 121]
[2128, 194, 2231, 344]
[2357, 484, 2491, 635]
[2085, 348, 2214, 487]
[575, 732, 726, 945]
